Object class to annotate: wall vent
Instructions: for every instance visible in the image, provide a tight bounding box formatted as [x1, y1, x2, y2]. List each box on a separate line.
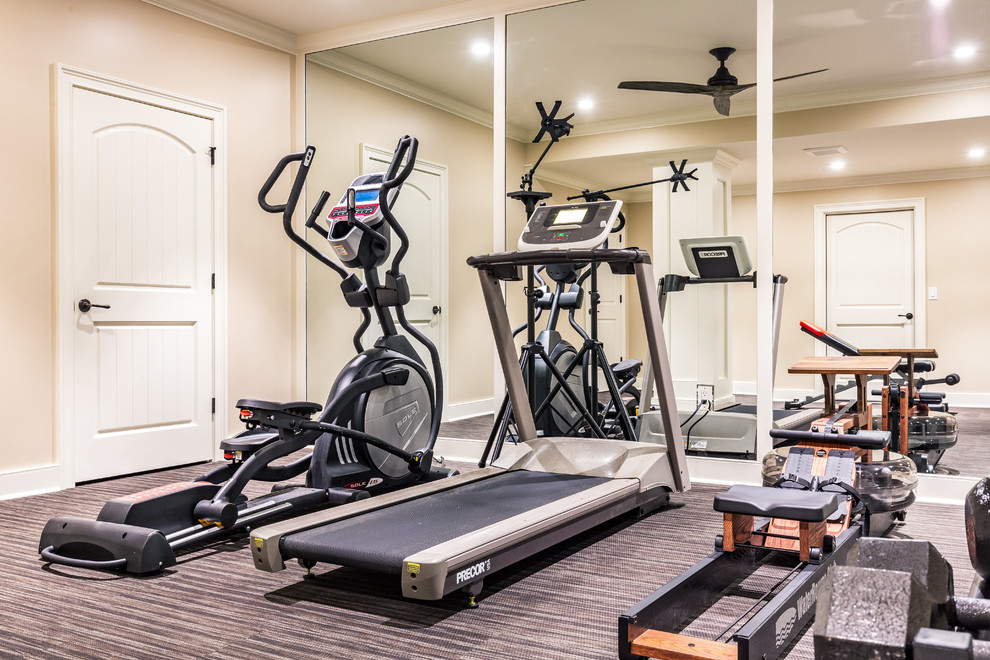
[803, 145, 848, 157]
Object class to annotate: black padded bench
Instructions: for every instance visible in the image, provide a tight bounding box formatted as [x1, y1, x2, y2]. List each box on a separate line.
[715, 485, 840, 563]
[714, 484, 839, 522]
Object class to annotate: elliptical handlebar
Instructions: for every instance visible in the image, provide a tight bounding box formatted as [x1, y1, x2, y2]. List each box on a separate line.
[257, 146, 347, 279]
[258, 148, 310, 215]
[378, 136, 419, 275]
[381, 135, 419, 192]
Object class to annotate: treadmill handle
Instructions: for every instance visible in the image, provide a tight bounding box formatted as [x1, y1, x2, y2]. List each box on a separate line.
[40, 545, 128, 570]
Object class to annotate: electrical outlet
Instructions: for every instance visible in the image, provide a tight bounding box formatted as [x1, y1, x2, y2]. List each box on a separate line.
[696, 384, 714, 410]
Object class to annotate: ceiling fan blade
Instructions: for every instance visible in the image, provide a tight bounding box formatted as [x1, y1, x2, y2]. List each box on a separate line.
[773, 68, 829, 83]
[618, 81, 716, 95]
[713, 95, 732, 116]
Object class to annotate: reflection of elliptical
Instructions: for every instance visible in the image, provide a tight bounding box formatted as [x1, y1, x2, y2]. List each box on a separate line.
[499, 262, 641, 442]
[37, 137, 452, 574]
[300, 136, 447, 489]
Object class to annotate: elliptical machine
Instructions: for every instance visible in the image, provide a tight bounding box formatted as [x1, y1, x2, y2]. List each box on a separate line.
[38, 136, 450, 574]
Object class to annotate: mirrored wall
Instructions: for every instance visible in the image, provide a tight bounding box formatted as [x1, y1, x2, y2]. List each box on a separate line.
[304, 20, 495, 418]
[770, 0, 990, 481]
[301, 0, 989, 488]
[506, 0, 761, 460]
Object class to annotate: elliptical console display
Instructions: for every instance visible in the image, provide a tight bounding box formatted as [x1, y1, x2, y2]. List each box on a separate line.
[517, 200, 622, 251]
[325, 174, 399, 268]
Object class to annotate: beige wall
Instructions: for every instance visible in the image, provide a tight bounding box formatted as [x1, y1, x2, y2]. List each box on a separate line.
[732, 177, 990, 397]
[1, 0, 296, 474]
[304, 62, 494, 411]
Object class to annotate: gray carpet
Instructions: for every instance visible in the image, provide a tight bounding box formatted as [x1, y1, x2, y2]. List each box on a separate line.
[2, 416, 983, 659]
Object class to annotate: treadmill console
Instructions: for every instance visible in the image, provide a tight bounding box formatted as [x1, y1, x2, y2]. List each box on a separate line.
[679, 235, 752, 278]
[517, 200, 622, 251]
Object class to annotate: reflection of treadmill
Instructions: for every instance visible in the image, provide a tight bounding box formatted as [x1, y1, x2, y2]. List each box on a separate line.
[639, 236, 821, 459]
[248, 200, 690, 605]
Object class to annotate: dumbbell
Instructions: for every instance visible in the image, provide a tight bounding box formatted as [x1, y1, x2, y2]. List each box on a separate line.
[967, 477, 990, 598]
[815, 537, 990, 659]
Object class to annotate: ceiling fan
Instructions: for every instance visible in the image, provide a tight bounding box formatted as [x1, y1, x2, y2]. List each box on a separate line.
[618, 47, 828, 117]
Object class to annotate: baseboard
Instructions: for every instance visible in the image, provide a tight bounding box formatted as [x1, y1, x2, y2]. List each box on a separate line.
[732, 381, 816, 402]
[943, 392, 990, 408]
[445, 398, 495, 422]
[435, 436, 486, 463]
[0, 464, 61, 501]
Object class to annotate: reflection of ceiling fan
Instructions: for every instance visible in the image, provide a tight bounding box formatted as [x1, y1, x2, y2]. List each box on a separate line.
[618, 47, 828, 117]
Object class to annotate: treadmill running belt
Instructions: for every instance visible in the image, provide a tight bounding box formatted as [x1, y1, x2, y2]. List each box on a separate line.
[281, 470, 612, 574]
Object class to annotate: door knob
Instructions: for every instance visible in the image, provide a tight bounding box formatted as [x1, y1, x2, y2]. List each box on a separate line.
[78, 299, 111, 313]
[432, 305, 442, 315]
[898, 312, 914, 320]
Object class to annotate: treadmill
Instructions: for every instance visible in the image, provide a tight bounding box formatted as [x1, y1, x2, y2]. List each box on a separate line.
[248, 199, 690, 605]
[637, 236, 821, 458]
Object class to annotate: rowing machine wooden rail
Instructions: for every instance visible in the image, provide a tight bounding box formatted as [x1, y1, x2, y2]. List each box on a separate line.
[619, 355, 912, 660]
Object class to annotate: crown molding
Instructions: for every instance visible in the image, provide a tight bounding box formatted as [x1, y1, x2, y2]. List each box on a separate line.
[297, 0, 577, 54]
[309, 50, 496, 130]
[732, 165, 990, 196]
[139, 0, 297, 52]
[774, 71, 990, 115]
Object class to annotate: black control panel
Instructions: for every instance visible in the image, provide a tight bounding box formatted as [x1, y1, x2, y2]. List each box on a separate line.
[517, 200, 622, 251]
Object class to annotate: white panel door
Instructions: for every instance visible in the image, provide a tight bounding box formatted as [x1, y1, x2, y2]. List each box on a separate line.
[584, 230, 627, 366]
[72, 88, 214, 482]
[361, 146, 447, 412]
[826, 210, 915, 350]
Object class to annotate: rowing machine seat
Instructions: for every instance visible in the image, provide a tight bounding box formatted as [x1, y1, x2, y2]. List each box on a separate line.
[714, 485, 839, 522]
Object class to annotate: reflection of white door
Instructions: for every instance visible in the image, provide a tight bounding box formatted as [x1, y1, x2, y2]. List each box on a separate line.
[70, 88, 214, 482]
[584, 230, 627, 365]
[361, 145, 448, 416]
[825, 209, 919, 350]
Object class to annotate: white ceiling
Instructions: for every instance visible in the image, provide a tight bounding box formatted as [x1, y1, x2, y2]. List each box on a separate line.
[182, 0, 990, 194]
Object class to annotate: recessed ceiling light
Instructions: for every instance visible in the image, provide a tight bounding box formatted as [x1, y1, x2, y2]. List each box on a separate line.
[829, 160, 847, 171]
[577, 98, 594, 110]
[954, 43, 977, 60]
[930, 0, 951, 9]
[470, 41, 492, 57]
[969, 147, 987, 159]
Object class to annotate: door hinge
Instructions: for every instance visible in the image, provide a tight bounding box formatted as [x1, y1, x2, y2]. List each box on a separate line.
[211, 273, 216, 290]
[619, 294, 623, 303]
[212, 397, 216, 414]
[208, 146, 216, 165]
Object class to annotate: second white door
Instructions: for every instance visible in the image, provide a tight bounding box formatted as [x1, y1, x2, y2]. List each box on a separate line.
[825, 208, 917, 350]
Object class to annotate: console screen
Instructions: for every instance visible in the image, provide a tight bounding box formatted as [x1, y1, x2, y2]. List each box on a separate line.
[339, 188, 381, 204]
[551, 208, 588, 226]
